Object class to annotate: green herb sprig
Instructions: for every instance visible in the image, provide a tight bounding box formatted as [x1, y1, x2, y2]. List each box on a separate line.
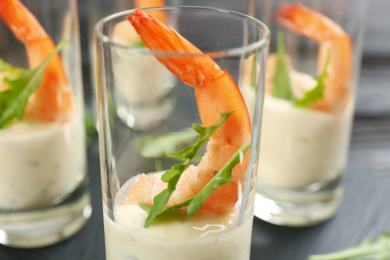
[140, 111, 250, 227]
[133, 128, 198, 159]
[250, 50, 258, 89]
[0, 40, 69, 128]
[309, 232, 390, 260]
[141, 142, 250, 227]
[294, 49, 331, 107]
[186, 142, 250, 216]
[142, 111, 232, 227]
[0, 59, 25, 81]
[84, 106, 97, 145]
[271, 32, 333, 108]
[272, 31, 293, 100]
[134, 38, 147, 48]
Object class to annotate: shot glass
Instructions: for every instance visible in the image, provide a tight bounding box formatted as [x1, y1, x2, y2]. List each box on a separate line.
[252, 0, 367, 226]
[87, 0, 175, 130]
[87, 0, 252, 130]
[0, 0, 91, 247]
[94, 6, 269, 260]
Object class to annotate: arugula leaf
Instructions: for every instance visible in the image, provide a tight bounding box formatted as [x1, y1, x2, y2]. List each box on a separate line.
[272, 31, 293, 100]
[250, 50, 258, 89]
[0, 40, 69, 128]
[142, 111, 233, 227]
[133, 38, 146, 48]
[186, 143, 250, 216]
[309, 232, 390, 260]
[0, 60, 26, 115]
[141, 143, 251, 226]
[84, 106, 96, 145]
[294, 49, 331, 107]
[0, 59, 25, 81]
[138, 203, 151, 214]
[133, 128, 198, 158]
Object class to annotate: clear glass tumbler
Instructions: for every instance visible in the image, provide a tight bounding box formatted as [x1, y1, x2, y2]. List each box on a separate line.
[87, 0, 252, 130]
[95, 6, 269, 260]
[251, 0, 367, 226]
[0, 0, 91, 248]
[87, 0, 174, 130]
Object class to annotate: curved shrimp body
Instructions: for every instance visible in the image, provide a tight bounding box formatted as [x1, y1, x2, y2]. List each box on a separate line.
[134, 0, 167, 23]
[135, 0, 165, 8]
[275, 4, 353, 112]
[0, 0, 74, 122]
[125, 9, 251, 214]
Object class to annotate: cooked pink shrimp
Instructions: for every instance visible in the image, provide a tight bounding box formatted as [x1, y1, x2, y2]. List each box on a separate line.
[275, 4, 353, 113]
[124, 9, 251, 214]
[0, 0, 74, 122]
[112, 0, 166, 45]
[134, 0, 167, 22]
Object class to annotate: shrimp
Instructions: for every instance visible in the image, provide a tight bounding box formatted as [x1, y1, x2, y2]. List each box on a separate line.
[124, 9, 251, 214]
[274, 3, 353, 113]
[135, 0, 165, 8]
[134, 0, 166, 22]
[113, 0, 166, 46]
[0, 0, 74, 122]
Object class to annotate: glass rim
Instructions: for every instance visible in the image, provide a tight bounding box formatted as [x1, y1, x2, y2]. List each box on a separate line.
[94, 5, 270, 57]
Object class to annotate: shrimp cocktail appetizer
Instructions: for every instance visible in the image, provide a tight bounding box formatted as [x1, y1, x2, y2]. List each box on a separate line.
[95, 6, 269, 260]
[0, 0, 90, 248]
[254, 3, 366, 226]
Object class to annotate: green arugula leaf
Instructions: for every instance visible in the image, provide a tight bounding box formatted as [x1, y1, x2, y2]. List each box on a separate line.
[309, 232, 390, 260]
[0, 60, 27, 116]
[138, 203, 151, 214]
[84, 106, 97, 145]
[140, 142, 250, 226]
[133, 38, 146, 48]
[250, 50, 258, 89]
[133, 128, 198, 158]
[142, 111, 233, 227]
[186, 143, 250, 216]
[294, 48, 331, 107]
[272, 31, 293, 100]
[0, 59, 26, 81]
[0, 40, 69, 128]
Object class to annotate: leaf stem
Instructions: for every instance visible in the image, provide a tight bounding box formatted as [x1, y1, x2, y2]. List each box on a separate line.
[309, 232, 390, 260]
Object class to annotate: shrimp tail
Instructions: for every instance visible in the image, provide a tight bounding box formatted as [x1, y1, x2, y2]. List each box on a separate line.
[0, 0, 46, 44]
[127, 9, 224, 87]
[275, 3, 353, 113]
[274, 3, 346, 41]
[134, 0, 165, 8]
[275, 3, 353, 82]
[0, 0, 74, 122]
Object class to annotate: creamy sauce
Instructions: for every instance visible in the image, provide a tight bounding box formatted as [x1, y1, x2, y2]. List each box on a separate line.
[0, 112, 86, 210]
[112, 21, 175, 105]
[110, 22, 176, 129]
[258, 95, 352, 189]
[256, 68, 353, 189]
[112, 50, 175, 105]
[104, 175, 254, 260]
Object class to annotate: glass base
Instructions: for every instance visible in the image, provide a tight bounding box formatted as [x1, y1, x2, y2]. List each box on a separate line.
[254, 181, 343, 227]
[0, 185, 91, 248]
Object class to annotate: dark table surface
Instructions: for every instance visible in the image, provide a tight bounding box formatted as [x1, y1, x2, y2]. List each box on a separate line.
[1, 0, 390, 259]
